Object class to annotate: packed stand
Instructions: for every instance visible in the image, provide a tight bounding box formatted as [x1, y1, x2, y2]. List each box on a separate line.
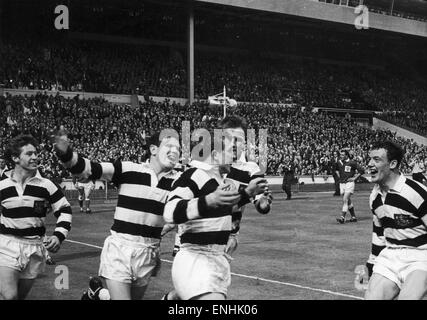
[1, 93, 426, 183]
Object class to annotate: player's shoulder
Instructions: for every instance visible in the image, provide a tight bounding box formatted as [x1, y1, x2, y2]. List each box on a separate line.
[121, 161, 151, 173]
[404, 177, 427, 198]
[244, 161, 262, 175]
[0, 170, 12, 182]
[233, 161, 261, 176]
[38, 175, 60, 188]
[181, 166, 209, 181]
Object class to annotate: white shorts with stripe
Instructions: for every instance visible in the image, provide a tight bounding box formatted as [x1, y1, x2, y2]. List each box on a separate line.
[373, 247, 427, 288]
[76, 181, 95, 191]
[171, 244, 231, 300]
[340, 181, 355, 195]
[0, 234, 47, 279]
[99, 233, 160, 287]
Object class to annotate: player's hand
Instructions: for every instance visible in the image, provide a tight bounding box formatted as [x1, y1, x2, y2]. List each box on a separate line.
[161, 223, 176, 237]
[354, 264, 369, 291]
[262, 188, 273, 204]
[245, 177, 268, 198]
[225, 234, 238, 257]
[205, 187, 241, 209]
[53, 125, 70, 156]
[44, 236, 61, 253]
[256, 190, 273, 214]
[347, 177, 356, 182]
[151, 255, 161, 277]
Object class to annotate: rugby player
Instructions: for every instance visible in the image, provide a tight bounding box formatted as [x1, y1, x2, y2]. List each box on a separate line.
[163, 125, 268, 300]
[336, 149, 365, 224]
[364, 141, 427, 300]
[0, 135, 72, 300]
[161, 116, 272, 300]
[54, 130, 181, 300]
[73, 176, 95, 214]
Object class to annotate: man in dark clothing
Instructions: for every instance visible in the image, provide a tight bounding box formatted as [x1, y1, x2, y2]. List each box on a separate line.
[281, 156, 295, 200]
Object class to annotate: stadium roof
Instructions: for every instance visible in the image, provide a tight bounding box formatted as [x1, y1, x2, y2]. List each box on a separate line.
[7, 0, 427, 18]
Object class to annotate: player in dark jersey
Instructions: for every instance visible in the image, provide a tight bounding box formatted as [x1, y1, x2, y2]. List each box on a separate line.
[336, 150, 365, 224]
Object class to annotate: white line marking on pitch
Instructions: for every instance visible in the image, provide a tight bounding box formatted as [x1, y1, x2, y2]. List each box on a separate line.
[65, 239, 364, 300]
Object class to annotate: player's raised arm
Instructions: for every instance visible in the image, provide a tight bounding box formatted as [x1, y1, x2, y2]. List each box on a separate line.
[53, 129, 119, 183]
[163, 168, 241, 224]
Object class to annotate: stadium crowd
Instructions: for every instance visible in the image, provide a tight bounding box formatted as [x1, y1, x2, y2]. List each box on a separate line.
[2, 41, 427, 134]
[1, 92, 426, 182]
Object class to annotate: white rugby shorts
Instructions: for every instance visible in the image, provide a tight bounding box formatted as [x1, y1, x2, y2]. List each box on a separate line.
[99, 234, 160, 287]
[0, 234, 47, 279]
[373, 247, 427, 288]
[171, 244, 231, 300]
[340, 181, 355, 195]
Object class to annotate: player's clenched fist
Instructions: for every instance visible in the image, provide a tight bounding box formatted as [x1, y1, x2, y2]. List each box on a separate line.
[245, 177, 268, 198]
[205, 187, 241, 209]
[52, 125, 71, 156]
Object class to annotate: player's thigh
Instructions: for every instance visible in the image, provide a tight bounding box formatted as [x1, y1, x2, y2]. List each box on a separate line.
[17, 278, 35, 300]
[84, 186, 93, 199]
[365, 273, 399, 300]
[77, 187, 84, 197]
[0, 266, 20, 300]
[192, 292, 226, 300]
[398, 270, 427, 300]
[105, 279, 132, 300]
[342, 192, 351, 203]
[131, 285, 148, 300]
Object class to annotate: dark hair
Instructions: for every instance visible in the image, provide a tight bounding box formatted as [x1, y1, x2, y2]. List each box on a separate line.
[370, 140, 404, 167]
[146, 130, 179, 158]
[340, 149, 350, 158]
[4, 134, 39, 163]
[146, 131, 161, 150]
[218, 115, 247, 131]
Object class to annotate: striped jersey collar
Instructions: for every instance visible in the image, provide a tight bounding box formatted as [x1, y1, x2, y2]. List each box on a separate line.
[143, 161, 177, 178]
[189, 160, 214, 171]
[373, 174, 406, 195]
[9, 170, 43, 182]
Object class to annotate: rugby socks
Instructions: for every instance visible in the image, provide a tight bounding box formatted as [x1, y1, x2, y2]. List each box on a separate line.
[78, 196, 84, 210]
[349, 204, 356, 217]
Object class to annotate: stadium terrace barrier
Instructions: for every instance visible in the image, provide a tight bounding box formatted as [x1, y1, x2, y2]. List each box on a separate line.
[3, 88, 297, 109]
[372, 117, 427, 146]
[3, 88, 188, 106]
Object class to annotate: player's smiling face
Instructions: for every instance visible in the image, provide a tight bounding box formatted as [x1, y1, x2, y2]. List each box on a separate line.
[156, 136, 180, 170]
[368, 148, 394, 184]
[14, 144, 39, 172]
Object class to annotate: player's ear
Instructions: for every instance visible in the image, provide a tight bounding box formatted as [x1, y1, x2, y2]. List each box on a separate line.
[389, 159, 398, 170]
[150, 144, 158, 156]
[211, 148, 221, 165]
